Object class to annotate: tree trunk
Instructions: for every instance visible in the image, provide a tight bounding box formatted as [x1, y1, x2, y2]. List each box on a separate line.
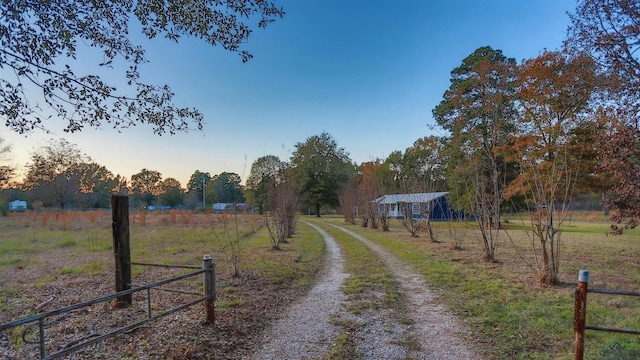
[315, 202, 321, 217]
[425, 218, 436, 243]
[538, 240, 553, 285]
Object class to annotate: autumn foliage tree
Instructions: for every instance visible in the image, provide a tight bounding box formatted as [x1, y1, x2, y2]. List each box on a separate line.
[337, 174, 359, 225]
[596, 112, 640, 234]
[505, 51, 597, 284]
[357, 160, 385, 229]
[568, 0, 640, 231]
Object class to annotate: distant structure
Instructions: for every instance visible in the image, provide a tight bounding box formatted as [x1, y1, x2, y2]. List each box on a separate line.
[9, 200, 27, 212]
[211, 203, 251, 212]
[372, 192, 457, 221]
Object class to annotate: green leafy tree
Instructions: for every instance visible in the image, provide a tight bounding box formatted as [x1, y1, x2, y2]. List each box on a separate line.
[23, 139, 91, 208]
[377, 137, 447, 239]
[389, 136, 447, 194]
[382, 150, 404, 194]
[187, 170, 211, 193]
[401, 136, 448, 239]
[290, 132, 352, 217]
[246, 155, 284, 213]
[433, 46, 518, 261]
[211, 172, 245, 203]
[158, 177, 184, 207]
[130, 168, 162, 207]
[1, 0, 284, 134]
[76, 162, 119, 208]
[186, 170, 211, 209]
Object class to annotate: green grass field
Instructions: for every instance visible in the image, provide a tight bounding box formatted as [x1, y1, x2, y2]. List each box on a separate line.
[320, 213, 640, 360]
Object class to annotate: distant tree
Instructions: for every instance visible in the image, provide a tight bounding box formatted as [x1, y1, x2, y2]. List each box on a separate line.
[400, 136, 448, 240]
[23, 139, 91, 208]
[246, 155, 285, 213]
[361, 161, 384, 229]
[505, 51, 596, 285]
[158, 178, 184, 207]
[433, 46, 518, 261]
[112, 175, 129, 195]
[0, 136, 15, 186]
[187, 170, 211, 194]
[75, 162, 119, 208]
[383, 137, 446, 196]
[265, 167, 300, 250]
[1, 0, 284, 134]
[130, 168, 162, 207]
[290, 132, 352, 217]
[337, 173, 359, 225]
[211, 172, 245, 203]
[202, 181, 219, 206]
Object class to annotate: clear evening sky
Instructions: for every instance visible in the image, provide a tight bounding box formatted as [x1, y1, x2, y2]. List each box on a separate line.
[2, 0, 575, 187]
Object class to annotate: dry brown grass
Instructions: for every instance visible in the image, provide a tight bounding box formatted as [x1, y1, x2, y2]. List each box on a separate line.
[0, 211, 323, 359]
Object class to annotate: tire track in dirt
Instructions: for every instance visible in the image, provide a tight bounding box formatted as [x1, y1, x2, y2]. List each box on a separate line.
[249, 222, 349, 360]
[330, 224, 483, 360]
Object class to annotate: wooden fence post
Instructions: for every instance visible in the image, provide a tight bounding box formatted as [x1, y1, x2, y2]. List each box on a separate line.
[203, 254, 216, 324]
[574, 270, 589, 360]
[112, 195, 132, 307]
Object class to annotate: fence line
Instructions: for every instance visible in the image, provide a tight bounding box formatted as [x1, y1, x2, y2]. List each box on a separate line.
[0, 255, 216, 360]
[573, 270, 640, 360]
[130, 261, 201, 270]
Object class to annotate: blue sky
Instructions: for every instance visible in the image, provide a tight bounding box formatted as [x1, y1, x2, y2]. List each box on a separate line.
[3, 0, 576, 186]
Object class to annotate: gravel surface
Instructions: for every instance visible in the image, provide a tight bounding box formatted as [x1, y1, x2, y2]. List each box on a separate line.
[249, 223, 349, 359]
[331, 224, 483, 360]
[251, 222, 483, 360]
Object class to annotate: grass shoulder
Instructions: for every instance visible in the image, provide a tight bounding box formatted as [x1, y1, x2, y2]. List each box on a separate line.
[316, 216, 639, 360]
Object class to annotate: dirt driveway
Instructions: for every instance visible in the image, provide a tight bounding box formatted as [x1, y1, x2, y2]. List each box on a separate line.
[252, 221, 482, 359]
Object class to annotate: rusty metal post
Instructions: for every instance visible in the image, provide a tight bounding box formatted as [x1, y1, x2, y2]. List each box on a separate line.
[112, 195, 132, 307]
[203, 254, 216, 324]
[574, 270, 589, 360]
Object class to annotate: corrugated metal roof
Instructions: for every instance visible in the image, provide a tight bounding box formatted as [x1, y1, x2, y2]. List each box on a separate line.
[372, 192, 448, 204]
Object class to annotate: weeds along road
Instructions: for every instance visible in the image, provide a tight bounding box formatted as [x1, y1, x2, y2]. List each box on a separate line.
[251, 221, 482, 360]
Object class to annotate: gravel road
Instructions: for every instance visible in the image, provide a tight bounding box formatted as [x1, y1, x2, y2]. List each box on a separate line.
[330, 224, 482, 360]
[250, 222, 349, 359]
[250, 222, 482, 360]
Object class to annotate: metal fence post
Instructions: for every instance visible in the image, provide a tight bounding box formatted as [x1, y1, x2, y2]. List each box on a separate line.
[574, 270, 589, 360]
[203, 254, 216, 324]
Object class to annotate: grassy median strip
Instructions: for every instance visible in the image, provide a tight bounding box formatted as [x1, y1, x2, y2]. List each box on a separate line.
[318, 216, 640, 360]
[307, 220, 408, 359]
